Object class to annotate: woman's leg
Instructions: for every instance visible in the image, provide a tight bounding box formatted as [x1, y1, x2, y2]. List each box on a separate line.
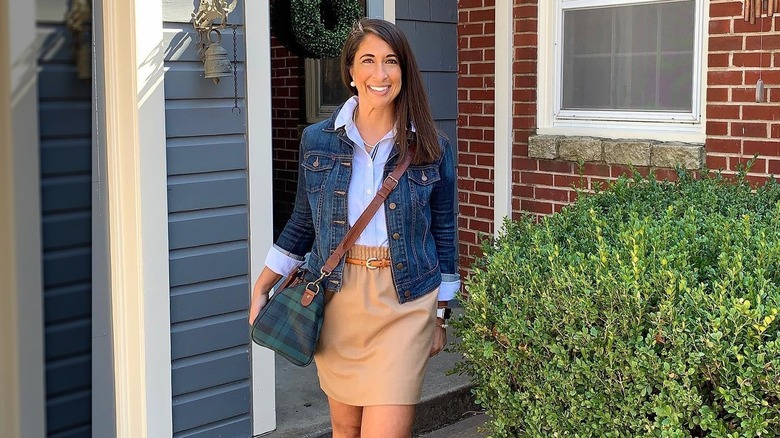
[360, 405, 416, 438]
[328, 397, 363, 438]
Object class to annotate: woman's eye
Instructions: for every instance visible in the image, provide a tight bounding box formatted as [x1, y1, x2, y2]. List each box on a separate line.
[386, 59, 398, 64]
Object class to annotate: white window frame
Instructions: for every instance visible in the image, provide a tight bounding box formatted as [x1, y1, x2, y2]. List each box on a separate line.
[305, 0, 391, 123]
[537, 0, 708, 142]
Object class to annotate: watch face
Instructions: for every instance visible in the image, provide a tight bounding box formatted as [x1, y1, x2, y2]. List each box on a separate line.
[443, 308, 452, 319]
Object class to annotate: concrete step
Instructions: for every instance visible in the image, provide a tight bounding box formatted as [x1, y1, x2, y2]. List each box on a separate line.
[417, 412, 488, 438]
[261, 333, 476, 438]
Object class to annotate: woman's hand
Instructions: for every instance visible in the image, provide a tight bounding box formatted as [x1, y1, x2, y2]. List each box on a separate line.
[429, 318, 447, 357]
[249, 267, 283, 324]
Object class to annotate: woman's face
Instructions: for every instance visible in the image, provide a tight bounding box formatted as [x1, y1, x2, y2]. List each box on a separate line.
[349, 34, 402, 112]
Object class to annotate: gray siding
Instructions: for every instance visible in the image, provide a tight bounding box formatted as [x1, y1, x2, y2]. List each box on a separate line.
[37, 0, 92, 436]
[396, 0, 458, 142]
[163, 2, 251, 436]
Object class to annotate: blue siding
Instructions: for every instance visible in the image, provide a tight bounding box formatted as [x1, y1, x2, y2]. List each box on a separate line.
[37, 6, 92, 436]
[396, 0, 459, 142]
[163, 1, 252, 436]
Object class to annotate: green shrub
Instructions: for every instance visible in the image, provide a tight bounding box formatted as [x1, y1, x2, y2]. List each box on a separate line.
[454, 171, 780, 437]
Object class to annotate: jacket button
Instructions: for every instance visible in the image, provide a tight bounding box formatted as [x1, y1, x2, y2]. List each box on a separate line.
[392, 232, 400, 240]
[396, 263, 404, 269]
[404, 290, 411, 298]
[389, 202, 397, 210]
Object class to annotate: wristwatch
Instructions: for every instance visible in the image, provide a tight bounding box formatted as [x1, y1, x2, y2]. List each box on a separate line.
[436, 307, 451, 320]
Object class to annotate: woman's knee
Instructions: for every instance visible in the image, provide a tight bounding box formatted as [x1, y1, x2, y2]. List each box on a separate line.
[328, 397, 362, 438]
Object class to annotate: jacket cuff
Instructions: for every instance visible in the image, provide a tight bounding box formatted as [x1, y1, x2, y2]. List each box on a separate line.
[265, 245, 305, 277]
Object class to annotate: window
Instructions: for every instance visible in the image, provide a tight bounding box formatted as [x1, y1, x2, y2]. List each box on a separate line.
[305, 0, 368, 123]
[538, 0, 706, 141]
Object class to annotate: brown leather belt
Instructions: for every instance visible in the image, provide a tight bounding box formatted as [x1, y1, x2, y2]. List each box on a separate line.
[344, 257, 392, 269]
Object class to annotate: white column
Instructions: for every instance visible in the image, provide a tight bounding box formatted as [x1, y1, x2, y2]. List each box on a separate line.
[245, 1, 277, 435]
[0, 1, 46, 436]
[97, 0, 173, 435]
[493, 0, 513, 234]
[367, 0, 395, 22]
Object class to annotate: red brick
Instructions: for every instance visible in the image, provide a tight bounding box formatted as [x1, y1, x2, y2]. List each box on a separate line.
[458, 23, 484, 36]
[708, 104, 741, 119]
[707, 87, 729, 102]
[709, 19, 732, 34]
[773, 124, 780, 139]
[731, 87, 758, 102]
[732, 52, 772, 67]
[653, 168, 679, 182]
[708, 52, 730, 67]
[710, 2, 743, 18]
[742, 105, 780, 120]
[538, 160, 574, 174]
[515, 184, 534, 198]
[554, 174, 585, 189]
[709, 35, 743, 51]
[521, 199, 553, 215]
[743, 141, 780, 156]
[469, 8, 495, 23]
[522, 171, 554, 186]
[582, 163, 610, 177]
[770, 160, 780, 174]
[514, 157, 538, 171]
[707, 138, 741, 153]
[469, 219, 492, 234]
[708, 70, 743, 85]
[707, 121, 729, 135]
[731, 122, 769, 138]
[460, 49, 486, 62]
[513, 4, 537, 19]
[458, 0, 485, 8]
[535, 187, 570, 203]
[745, 70, 780, 85]
[734, 16, 775, 33]
[476, 155, 494, 167]
[470, 167, 493, 180]
[730, 157, 767, 172]
[745, 34, 780, 50]
[706, 155, 729, 170]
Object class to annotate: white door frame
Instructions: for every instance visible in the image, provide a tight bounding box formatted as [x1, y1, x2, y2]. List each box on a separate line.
[96, 0, 173, 435]
[245, 0, 277, 434]
[0, 0, 46, 437]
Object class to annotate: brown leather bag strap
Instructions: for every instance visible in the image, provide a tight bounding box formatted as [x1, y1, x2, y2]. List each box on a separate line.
[320, 148, 413, 275]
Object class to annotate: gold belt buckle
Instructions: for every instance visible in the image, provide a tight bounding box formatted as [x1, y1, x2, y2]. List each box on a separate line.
[365, 257, 379, 269]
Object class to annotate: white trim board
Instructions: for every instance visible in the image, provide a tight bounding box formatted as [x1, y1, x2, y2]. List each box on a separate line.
[98, 0, 173, 435]
[494, 0, 513, 233]
[0, 1, 46, 437]
[245, 1, 277, 435]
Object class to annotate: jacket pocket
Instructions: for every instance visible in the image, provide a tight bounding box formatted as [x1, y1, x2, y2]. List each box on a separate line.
[301, 153, 335, 193]
[406, 164, 441, 206]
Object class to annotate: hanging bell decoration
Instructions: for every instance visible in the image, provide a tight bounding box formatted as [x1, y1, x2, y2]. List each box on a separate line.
[203, 29, 232, 84]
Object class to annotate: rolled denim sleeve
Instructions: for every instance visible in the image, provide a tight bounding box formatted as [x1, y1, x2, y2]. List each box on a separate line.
[429, 136, 460, 279]
[274, 129, 317, 257]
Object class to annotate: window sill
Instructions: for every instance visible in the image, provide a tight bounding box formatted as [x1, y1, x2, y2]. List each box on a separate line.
[528, 135, 704, 170]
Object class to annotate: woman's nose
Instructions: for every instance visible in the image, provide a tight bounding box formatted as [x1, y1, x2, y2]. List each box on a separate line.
[373, 64, 388, 80]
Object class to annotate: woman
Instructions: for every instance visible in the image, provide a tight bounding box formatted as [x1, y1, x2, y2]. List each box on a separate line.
[249, 18, 459, 438]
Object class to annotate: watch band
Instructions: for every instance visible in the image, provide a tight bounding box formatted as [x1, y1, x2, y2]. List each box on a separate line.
[436, 307, 452, 320]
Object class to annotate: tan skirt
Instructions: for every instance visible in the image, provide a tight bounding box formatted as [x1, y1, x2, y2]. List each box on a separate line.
[314, 245, 438, 406]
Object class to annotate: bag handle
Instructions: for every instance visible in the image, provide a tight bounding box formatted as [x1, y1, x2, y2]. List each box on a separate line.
[319, 147, 414, 276]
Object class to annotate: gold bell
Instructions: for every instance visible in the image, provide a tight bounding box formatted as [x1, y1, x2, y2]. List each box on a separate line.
[203, 29, 232, 84]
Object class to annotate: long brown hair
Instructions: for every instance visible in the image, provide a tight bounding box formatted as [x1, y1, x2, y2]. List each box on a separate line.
[340, 18, 441, 164]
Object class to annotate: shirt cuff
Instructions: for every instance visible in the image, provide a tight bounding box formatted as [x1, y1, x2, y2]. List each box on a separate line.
[265, 245, 305, 277]
[437, 277, 460, 302]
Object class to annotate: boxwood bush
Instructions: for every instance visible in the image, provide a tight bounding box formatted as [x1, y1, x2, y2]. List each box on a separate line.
[454, 170, 780, 437]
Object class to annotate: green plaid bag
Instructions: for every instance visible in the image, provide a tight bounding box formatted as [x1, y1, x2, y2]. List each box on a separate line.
[250, 269, 325, 367]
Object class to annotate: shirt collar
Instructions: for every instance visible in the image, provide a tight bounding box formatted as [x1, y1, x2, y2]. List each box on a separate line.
[334, 96, 416, 133]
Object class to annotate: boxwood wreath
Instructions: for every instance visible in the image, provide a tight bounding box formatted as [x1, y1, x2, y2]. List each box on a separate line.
[270, 0, 363, 59]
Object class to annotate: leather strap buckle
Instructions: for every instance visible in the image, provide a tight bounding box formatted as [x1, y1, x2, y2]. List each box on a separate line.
[365, 257, 379, 269]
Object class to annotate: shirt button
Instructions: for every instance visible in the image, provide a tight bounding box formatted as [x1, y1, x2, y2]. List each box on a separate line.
[396, 263, 404, 269]
[389, 202, 396, 209]
[366, 189, 372, 194]
[404, 290, 411, 298]
[392, 233, 400, 240]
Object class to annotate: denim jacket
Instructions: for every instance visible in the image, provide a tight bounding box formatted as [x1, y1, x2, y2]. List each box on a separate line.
[274, 108, 459, 304]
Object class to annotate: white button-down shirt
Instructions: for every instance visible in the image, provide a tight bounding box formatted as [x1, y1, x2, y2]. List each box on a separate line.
[265, 97, 458, 301]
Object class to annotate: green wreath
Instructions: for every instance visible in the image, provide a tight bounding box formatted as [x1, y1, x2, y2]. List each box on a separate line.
[271, 0, 363, 59]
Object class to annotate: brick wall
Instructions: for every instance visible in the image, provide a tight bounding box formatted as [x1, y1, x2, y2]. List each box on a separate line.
[456, 0, 780, 272]
[270, 37, 304, 238]
[457, 0, 496, 272]
[706, 1, 780, 182]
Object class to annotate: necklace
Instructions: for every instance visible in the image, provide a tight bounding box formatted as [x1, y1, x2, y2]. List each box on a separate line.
[353, 105, 380, 157]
